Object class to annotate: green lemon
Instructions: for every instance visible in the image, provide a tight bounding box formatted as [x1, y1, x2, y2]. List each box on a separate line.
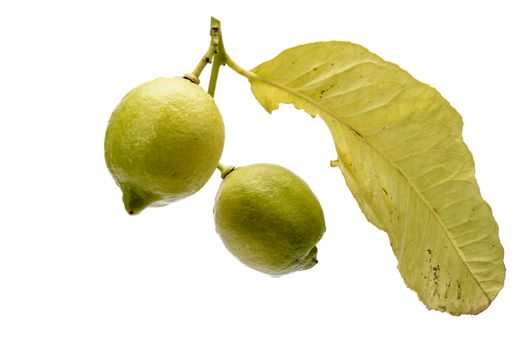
[105, 77, 225, 215]
[213, 164, 325, 276]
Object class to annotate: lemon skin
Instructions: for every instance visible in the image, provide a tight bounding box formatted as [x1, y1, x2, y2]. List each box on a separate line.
[214, 164, 325, 276]
[105, 77, 225, 214]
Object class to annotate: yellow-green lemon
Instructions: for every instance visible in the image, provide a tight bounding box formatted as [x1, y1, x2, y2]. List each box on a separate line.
[214, 164, 325, 276]
[105, 77, 225, 215]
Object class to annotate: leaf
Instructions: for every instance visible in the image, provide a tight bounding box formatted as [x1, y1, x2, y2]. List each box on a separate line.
[247, 41, 505, 315]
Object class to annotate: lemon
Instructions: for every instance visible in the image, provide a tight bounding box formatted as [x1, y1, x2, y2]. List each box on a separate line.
[105, 77, 225, 215]
[213, 164, 325, 276]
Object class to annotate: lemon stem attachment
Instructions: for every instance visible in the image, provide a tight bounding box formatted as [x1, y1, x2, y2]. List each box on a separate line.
[198, 17, 285, 94]
[187, 18, 228, 96]
[217, 163, 235, 179]
[196, 17, 256, 95]
[186, 17, 225, 85]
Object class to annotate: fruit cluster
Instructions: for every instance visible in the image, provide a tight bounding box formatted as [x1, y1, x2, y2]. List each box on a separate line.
[104, 76, 325, 276]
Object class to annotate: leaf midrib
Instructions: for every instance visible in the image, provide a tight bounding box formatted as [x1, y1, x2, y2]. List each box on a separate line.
[249, 70, 490, 303]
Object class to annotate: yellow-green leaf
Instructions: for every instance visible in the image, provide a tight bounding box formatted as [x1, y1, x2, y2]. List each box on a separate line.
[248, 41, 505, 315]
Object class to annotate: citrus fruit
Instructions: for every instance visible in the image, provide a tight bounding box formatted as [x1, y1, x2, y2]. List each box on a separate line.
[213, 163, 325, 276]
[105, 77, 225, 215]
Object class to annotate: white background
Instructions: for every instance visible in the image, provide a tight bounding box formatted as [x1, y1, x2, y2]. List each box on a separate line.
[1, 0, 524, 349]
